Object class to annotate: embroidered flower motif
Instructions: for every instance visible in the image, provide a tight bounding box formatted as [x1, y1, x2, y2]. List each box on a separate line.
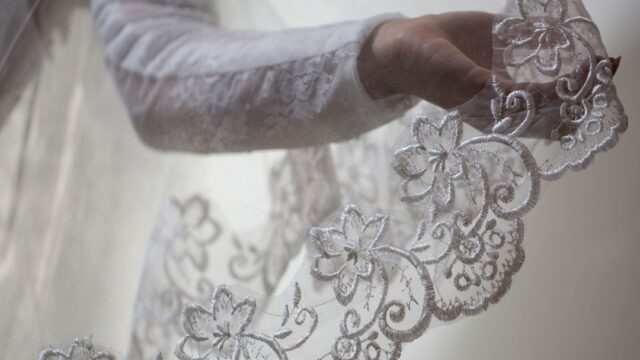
[392, 111, 464, 213]
[310, 204, 389, 306]
[169, 196, 220, 271]
[35, 2, 629, 359]
[39, 338, 115, 360]
[495, 0, 594, 76]
[176, 286, 256, 360]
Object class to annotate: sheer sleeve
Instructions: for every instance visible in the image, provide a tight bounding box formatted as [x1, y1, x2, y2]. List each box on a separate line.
[90, 0, 418, 153]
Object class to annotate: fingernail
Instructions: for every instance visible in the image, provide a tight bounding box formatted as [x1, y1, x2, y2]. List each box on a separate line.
[610, 56, 621, 76]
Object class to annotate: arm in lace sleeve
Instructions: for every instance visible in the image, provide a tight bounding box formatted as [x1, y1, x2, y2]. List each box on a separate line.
[90, 0, 418, 153]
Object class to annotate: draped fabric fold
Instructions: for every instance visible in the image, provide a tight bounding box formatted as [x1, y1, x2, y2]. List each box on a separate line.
[0, 0, 628, 359]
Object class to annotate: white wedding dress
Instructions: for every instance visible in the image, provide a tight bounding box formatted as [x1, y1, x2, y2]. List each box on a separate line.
[0, 0, 631, 359]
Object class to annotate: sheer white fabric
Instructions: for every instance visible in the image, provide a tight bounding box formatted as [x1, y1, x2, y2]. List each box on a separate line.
[132, 0, 629, 358]
[0, 0, 630, 359]
[0, 1, 169, 356]
[0, 0, 417, 357]
[91, 0, 416, 152]
[113, 1, 628, 358]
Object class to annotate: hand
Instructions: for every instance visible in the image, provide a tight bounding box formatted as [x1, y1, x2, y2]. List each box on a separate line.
[358, 12, 620, 109]
[358, 12, 497, 109]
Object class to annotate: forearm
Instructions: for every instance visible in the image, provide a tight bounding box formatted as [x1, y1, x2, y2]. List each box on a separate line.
[90, 0, 417, 152]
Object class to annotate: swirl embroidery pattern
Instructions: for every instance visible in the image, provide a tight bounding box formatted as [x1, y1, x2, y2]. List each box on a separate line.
[173, 1, 624, 358]
[176, 284, 317, 360]
[45, 0, 627, 359]
[495, 0, 627, 178]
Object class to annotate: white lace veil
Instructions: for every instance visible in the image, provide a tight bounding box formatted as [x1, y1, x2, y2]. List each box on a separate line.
[124, 1, 628, 359]
[0, 0, 173, 355]
[0, 0, 628, 359]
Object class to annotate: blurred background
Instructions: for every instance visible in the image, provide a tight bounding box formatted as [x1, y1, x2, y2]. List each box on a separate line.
[0, 0, 637, 358]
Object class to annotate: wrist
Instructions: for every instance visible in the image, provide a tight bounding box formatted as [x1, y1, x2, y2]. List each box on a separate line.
[357, 16, 441, 100]
[357, 19, 404, 100]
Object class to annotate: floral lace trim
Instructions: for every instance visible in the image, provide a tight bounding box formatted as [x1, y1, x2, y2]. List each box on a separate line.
[45, 0, 627, 358]
[39, 338, 116, 360]
[128, 196, 223, 359]
[176, 284, 317, 360]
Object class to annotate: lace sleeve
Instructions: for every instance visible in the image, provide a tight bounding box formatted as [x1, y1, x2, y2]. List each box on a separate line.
[90, 0, 418, 153]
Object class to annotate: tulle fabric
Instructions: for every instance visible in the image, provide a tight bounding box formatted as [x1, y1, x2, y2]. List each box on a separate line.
[0, 0, 627, 359]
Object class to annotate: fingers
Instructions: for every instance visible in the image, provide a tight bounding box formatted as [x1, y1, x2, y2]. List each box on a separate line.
[432, 11, 495, 70]
[420, 11, 622, 140]
[460, 56, 621, 139]
[502, 56, 620, 101]
[417, 50, 496, 109]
